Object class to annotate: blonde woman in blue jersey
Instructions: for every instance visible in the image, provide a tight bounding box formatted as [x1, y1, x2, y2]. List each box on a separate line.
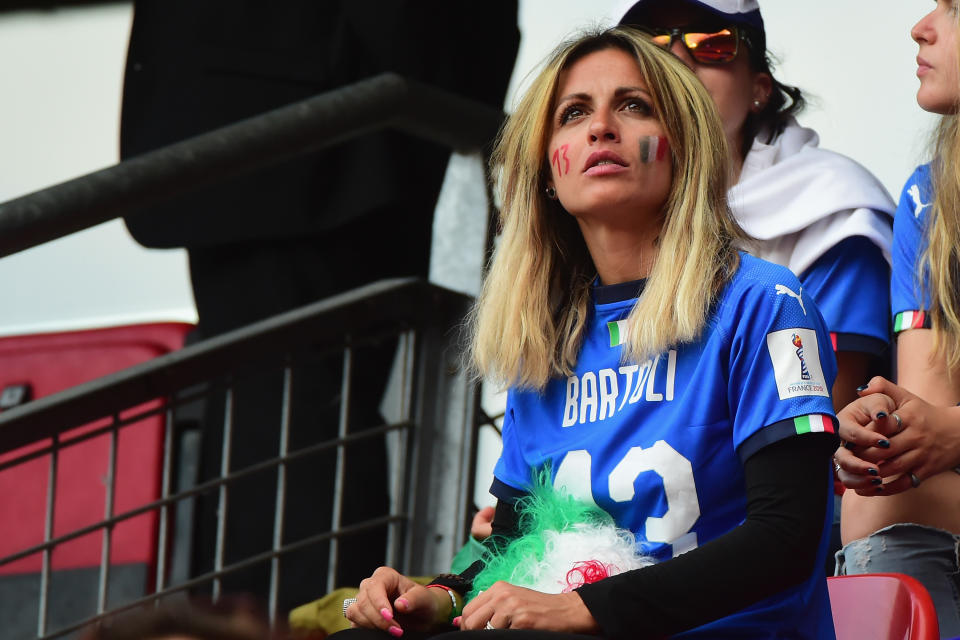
[340, 27, 839, 639]
[834, 2, 960, 637]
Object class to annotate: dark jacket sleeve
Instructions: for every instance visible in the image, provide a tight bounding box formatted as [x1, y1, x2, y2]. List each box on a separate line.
[576, 433, 837, 639]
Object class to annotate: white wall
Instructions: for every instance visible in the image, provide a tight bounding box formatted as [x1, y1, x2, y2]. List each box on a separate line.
[0, 3, 196, 337]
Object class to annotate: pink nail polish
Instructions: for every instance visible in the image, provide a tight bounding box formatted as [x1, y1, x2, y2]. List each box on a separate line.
[396, 598, 410, 609]
[381, 608, 394, 620]
[388, 626, 404, 637]
[453, 616, 462, 627]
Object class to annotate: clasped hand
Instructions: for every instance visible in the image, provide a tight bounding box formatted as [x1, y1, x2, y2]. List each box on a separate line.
[835, 376, 960, 494]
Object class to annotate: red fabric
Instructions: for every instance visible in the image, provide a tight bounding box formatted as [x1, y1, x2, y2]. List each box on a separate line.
[0, 323, 192, 574]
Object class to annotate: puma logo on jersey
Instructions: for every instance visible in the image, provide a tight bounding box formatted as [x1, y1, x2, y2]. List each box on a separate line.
[774, 284, 806, 316]
[907, 184, 930, 218]
[562, 350, 677, 427]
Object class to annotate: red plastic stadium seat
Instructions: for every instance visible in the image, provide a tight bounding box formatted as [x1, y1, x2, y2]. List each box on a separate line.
[828, 573, 939, 640]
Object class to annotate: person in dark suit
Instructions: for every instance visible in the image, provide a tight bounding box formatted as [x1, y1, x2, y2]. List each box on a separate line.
[120, 0, 519, 612]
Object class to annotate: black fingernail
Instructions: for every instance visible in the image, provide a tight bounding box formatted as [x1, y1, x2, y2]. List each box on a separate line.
[844, 441, 857, 450]
[867, 468, 879, 476]
[876, 411, 887, 419]
[856, 385, 868, 392]
[877, 439, 891, 448]
[871, 478, 882, 485]
[875, 486, 884, 492]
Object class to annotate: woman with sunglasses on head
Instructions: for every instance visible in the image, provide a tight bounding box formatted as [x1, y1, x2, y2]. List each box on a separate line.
[833, 2, 960, 637]
[339, 26, 839, 640]
[617, 0, 895, 413]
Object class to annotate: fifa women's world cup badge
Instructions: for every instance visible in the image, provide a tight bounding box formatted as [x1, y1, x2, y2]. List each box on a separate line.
[766, 328, 829, 400]
[791, 333, 812, 380]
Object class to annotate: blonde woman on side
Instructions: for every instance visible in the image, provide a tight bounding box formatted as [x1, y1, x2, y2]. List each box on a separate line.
[338, 27, 840, 639]
[835, 2, 960, 637]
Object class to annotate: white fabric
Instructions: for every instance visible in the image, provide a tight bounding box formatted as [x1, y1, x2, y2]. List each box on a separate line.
[729, 118, 895, 275]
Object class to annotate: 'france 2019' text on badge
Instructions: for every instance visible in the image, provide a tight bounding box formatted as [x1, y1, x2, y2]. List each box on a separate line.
[765, 328, 829, 400]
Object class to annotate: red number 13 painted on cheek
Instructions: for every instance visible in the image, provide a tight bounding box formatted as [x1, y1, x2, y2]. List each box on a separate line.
[552, 144, 570, 176]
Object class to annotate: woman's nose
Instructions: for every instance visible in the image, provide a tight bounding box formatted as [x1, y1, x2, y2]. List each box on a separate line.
[912, 11, 936, 45]
[588, 112, 619, 142]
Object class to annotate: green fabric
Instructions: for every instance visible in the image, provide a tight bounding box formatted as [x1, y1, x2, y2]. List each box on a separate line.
[289, 587, 358, 636]
[467, 470, 616, 600]
[450, 535, 488, 575]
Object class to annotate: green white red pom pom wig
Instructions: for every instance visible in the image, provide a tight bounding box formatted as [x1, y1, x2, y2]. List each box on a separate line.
[468, 471, 655, 600]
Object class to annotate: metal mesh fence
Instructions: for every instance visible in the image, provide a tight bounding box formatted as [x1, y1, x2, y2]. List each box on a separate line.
[0, 279, 477, 639]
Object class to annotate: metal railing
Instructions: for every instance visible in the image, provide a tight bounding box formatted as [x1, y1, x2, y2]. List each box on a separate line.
[0, 72, 502, 258]
[0, 278, 478, 638]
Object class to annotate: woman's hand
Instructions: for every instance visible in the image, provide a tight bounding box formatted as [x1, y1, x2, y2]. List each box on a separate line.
[835, 387, 897, 494]
[458, 581, 600, 634]
[345, 567, 452, 635]
[836, 376, 960, 495]
[470, 505, 495, 540]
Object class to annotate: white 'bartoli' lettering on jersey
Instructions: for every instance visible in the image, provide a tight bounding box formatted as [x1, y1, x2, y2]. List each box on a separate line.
[561, 350, 678, 427]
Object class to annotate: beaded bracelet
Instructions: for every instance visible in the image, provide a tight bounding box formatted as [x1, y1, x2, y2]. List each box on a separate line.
[426, 584, 462, 624]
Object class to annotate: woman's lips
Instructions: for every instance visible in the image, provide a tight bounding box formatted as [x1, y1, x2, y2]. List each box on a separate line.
[917, 56, 932, 77]
[584, 162, 630, 176]
[583, 150, 629, 176]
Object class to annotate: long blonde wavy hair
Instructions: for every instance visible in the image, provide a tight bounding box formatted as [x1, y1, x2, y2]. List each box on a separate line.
[470, 27, 748, 390]
[923, 5, 960, 373]
[926, 122, 960, 371]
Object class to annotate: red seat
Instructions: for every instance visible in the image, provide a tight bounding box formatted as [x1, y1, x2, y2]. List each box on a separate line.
[0, 322, 192, 576]
[828, 573, 939, 640]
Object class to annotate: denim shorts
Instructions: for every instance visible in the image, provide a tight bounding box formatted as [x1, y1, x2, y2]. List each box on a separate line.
[835, 523, 960, 639]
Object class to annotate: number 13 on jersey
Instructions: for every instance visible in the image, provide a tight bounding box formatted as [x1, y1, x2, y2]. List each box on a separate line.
[553, 440, 701, 558]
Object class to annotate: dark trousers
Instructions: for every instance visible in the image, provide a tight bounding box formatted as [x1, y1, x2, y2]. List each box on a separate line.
[189, 204, 434, 611]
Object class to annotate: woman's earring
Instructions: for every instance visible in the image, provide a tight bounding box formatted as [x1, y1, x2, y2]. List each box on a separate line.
[753, 99, 762, 109]
[545, 186, 557, 199]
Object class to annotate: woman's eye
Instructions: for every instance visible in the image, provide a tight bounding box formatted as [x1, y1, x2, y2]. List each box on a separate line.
[624, 99, 652, 115]
[559, 105, 585, 125]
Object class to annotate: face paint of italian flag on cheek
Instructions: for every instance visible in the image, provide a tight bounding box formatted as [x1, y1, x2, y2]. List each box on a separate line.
[639, 135, 668, 164]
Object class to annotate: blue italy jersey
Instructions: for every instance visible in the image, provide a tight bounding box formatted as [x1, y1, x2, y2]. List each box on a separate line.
[891, 164, 934, 333]
[799, 235, 890, 354]
[492, 254, 838, 639]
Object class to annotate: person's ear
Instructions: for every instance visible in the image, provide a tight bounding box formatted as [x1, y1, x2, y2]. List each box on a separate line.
[751, 72, 773, 112]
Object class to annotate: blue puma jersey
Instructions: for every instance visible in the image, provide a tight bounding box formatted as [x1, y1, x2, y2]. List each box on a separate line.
[492, 253, 838, 639]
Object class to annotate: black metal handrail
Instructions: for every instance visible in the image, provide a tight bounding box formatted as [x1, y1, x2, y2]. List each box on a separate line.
[0, 73, 503, 258]
[0, 278, 471, 454]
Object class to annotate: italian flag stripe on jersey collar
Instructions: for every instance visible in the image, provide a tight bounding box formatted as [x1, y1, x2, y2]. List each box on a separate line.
[893, 310, 926, 333]
[793, 414, 834, 435]
[607, 320, 628, 347]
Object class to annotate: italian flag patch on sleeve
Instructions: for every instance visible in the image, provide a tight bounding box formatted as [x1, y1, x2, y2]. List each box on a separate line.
[893, 310, 928, 333]
[793, 414, 834, 435]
